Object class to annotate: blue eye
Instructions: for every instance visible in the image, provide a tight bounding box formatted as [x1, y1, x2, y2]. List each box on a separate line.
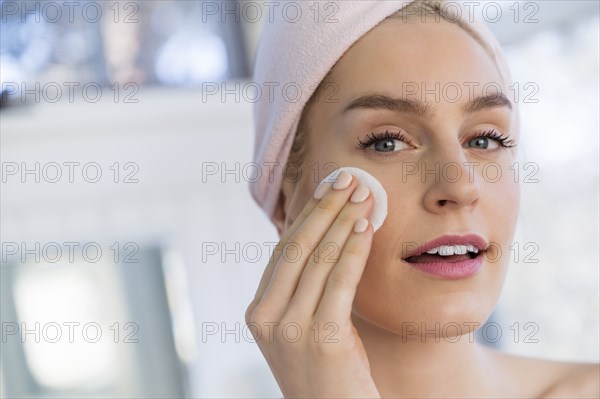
[357, 130, 412, 153]
[468, 130, 516, 149]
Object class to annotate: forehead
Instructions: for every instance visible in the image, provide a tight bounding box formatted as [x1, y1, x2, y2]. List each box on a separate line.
[328, 18, 505, 98]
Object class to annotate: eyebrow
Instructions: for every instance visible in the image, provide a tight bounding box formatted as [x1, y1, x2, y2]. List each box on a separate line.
[342, 92, 512, 118]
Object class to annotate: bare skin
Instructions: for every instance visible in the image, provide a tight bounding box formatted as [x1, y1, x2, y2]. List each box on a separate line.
[246, 16, 600, 398]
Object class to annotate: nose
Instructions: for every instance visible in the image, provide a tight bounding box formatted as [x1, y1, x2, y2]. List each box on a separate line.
[422, 146, 480, 214]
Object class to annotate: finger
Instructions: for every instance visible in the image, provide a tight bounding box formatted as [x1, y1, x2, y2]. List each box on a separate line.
[249, 178, 340, 305]
[247, 178, 339, 321]
[249, 187, 325, 306]
[287, 188, 373, 316]
[314, 219, 374, 323]
[258, 175, 359, 316]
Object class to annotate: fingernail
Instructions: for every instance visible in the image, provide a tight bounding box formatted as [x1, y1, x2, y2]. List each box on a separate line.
[333, 171, 352, 190]
[313, 181, 330, 200]
[350, 185, 370, 203]
[354, 218, 369, 233]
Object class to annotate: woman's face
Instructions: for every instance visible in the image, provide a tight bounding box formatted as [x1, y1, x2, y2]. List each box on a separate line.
[282, 18, 520, 337]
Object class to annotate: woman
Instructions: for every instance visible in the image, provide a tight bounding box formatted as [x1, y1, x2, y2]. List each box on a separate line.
[245, 1, 599, 397]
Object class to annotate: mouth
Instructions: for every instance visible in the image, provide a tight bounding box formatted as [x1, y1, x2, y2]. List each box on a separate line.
[402, 234, 489, 279]
[404, 249, 481, 264]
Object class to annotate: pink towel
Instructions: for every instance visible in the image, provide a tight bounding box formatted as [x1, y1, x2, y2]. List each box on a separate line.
[249, 0, 518, 227]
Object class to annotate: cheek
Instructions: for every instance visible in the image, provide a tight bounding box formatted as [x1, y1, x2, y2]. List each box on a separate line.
[280, 172, 317, 232]
[482, 167, 521, 245]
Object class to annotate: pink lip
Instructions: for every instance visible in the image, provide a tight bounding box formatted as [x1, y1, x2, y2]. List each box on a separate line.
[402, 234, 489, 280]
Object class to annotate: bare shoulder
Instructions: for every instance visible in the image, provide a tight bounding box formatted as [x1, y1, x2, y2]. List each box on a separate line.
[539, 362, 599, 398]
[480, 345, 599, 398]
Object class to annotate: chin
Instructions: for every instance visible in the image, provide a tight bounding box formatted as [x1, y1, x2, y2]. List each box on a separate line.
[353, 271, 502, 341]
[423, 293, 496, 337]
[357, 302, 496, 342]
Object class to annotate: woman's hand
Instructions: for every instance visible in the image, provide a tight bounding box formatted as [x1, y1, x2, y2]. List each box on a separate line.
[245, 172, 380, 398]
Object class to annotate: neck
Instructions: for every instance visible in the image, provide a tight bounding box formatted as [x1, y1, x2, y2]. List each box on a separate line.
[352, 313, 502, 397]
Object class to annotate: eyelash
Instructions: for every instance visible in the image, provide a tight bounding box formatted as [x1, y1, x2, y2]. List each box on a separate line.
[356, 130, 411, 150]
[356, 129, 517, 153]
[472, 129, 517, 148]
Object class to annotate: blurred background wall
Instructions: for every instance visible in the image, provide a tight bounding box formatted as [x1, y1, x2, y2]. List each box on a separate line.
[1, 1, 598, 397]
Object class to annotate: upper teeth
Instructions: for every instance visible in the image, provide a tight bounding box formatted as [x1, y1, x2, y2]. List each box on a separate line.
[425, 245, 479, 256]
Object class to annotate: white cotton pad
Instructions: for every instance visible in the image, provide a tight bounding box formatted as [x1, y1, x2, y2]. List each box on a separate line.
[319, 167, 388, 232]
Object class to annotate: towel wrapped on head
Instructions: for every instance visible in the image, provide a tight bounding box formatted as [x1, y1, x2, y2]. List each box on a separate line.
[249, 0, 518, 228]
